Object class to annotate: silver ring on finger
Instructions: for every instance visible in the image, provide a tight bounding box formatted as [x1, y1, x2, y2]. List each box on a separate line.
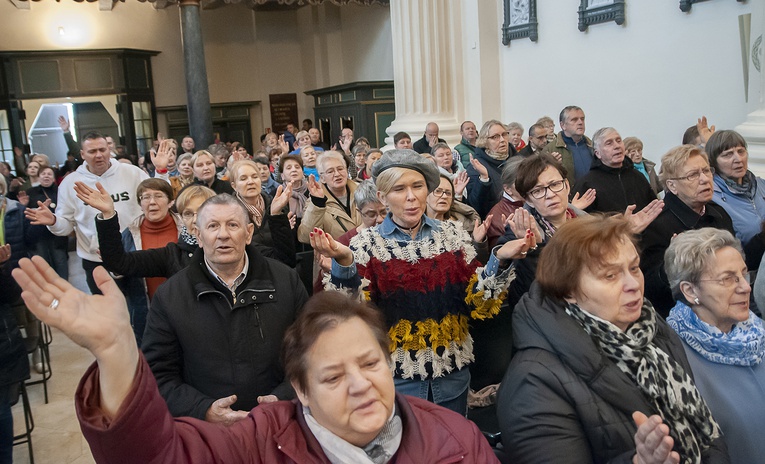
[49, 298, 60, 311]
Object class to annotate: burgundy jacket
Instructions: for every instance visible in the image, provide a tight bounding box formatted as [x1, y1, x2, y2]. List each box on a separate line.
[76, 355, 499, 464]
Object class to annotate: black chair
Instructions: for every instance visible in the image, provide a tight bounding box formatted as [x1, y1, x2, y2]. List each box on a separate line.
[11, 381, 34, 464]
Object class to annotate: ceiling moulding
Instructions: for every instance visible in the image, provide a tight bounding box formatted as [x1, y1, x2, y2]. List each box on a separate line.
[10, 0, 388, 10]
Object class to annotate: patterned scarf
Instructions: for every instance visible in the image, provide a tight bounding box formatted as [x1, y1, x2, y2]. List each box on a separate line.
[527, 205, 576, 241]
[565, 302, 720, 464]
[667, 300, 765, 366]
[235, 192, 264, 227]
[303, 405, 402, 464]
[722, 170, 756, 200]
[290, 181, 309, 219]
[178, 224, 197, 247]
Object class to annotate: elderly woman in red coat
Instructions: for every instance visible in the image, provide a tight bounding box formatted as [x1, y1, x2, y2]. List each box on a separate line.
[11, 257, 499, 464]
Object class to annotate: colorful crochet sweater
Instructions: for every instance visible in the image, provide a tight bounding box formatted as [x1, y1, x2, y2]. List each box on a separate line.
[327, 220, 514, 381]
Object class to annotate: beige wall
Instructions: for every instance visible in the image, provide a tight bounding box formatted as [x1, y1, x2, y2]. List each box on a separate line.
[0, 1, 392, 147]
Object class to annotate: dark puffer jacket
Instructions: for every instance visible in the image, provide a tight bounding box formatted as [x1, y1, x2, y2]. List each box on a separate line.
[497, 283, 729, 464]
[571, 156, 657, 214]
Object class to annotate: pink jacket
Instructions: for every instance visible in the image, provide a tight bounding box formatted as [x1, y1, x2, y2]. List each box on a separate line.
[76, 355, 499, 464]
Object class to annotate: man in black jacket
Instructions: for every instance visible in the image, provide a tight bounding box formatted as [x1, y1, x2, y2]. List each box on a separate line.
[142, 194, 308, 425]
[572, 127, 658, 215]
[412, 122, 446, 154]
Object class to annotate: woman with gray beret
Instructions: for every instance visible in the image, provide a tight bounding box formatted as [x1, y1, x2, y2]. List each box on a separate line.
[310, 149, 533, 415]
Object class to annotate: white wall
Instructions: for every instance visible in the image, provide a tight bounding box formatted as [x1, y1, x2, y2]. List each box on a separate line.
[496, 0, 758, 161]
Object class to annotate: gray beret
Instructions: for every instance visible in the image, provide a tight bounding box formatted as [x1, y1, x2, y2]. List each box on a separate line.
[372, 149, 441, 192]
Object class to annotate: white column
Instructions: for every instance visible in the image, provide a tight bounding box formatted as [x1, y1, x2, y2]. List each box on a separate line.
[384, 0, 464, 150]
[737, 4, 765, 177]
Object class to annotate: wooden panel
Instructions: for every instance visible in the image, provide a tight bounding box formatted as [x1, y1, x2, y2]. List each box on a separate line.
[73, 58, 114, 91]
[18, 60, 61, 94]
[126, 57, 150, 90]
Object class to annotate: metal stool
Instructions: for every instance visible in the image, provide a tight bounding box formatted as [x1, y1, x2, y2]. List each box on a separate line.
[11, 382, 34, 464]
[24, 322, 52, 404]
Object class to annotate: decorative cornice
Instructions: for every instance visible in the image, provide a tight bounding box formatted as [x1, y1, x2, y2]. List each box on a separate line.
[10, 0, 389, 10]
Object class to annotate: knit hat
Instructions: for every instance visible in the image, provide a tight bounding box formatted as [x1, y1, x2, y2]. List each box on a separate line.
[372, 149, 441, 192]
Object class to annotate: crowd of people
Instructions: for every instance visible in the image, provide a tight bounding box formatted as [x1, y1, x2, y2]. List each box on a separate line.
[1, 108, 764, 463]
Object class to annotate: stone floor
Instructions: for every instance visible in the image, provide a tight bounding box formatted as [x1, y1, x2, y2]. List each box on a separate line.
[12, 253, 96, 464]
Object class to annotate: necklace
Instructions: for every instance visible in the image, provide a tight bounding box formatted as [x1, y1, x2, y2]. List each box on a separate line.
[391, 217, 422, 238]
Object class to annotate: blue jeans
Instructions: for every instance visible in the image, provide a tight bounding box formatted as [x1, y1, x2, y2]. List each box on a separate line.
[394, 368, 470, 416]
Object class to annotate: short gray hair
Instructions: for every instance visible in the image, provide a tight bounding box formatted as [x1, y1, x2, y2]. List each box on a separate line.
[196, 193, 250, 229]
[316, 150, 346, 173]
[664, 228, 744, 300]
[430, 142, 451, 155]
[507, 122, 524, 133]
[592, 127, 618, 152]
[354, 179, 379, 210]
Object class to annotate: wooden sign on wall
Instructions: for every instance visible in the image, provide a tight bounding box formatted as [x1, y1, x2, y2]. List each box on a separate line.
[269, 93, 298, 134]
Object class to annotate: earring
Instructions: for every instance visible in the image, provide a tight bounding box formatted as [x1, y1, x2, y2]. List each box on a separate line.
[693, 297, 700, 305]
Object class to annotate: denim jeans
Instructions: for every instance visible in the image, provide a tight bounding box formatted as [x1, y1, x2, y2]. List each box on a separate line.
[394, 368, 470, 416]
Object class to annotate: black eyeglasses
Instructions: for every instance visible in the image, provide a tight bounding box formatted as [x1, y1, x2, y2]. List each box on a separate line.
[528, 179, 567, 199]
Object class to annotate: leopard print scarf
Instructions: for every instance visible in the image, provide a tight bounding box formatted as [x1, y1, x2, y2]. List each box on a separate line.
[565, 302, 720, 464]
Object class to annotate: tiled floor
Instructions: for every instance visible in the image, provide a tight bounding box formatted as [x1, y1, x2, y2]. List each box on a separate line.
[12, 253, 96, 464]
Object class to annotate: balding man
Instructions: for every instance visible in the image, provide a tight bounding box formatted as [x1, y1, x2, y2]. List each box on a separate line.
[413, 122, 446, 154]
[142, 194, 308, 424]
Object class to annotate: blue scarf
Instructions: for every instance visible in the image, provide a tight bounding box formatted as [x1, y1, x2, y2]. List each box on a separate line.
[667, 300, 765, 366]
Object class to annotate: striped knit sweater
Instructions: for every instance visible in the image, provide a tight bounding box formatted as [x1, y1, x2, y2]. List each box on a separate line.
[327, 220, 514, 381]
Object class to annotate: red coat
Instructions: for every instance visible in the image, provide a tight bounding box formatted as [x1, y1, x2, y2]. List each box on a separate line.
[76, 355, 499, 464]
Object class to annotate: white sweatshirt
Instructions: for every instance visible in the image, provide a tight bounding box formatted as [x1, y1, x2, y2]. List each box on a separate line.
[48, 159, 149, 262]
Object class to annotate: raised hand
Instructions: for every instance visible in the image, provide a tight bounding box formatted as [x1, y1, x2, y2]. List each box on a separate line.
[625, 199, 664, 234]
[309, 228, 353, 266]
[150, 139, 174, 172]
[472, 214, 493, 243]
[307, 174, 325, 198]
[58, 115, 71, 133]
[278, 135, 290, 154]
[204, 394, 249, 426]
[25, 200, 56, 226]
[453, 170, 469, 198]
[549, 151, 562, 163]
[632, 411, 680, 464]
[495, 229, 535, 260]
[340, 136, 352, 154]
[696, 116, 716, 144]
[11, 257, 138, 419]
[287, 211, 296, 230]
[469, 154, 489, 179]
[571, 188, 596, 210]
[74, 181, 115, 218]
[270, 182, 293, 215]
[507, 209, 543, 245]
